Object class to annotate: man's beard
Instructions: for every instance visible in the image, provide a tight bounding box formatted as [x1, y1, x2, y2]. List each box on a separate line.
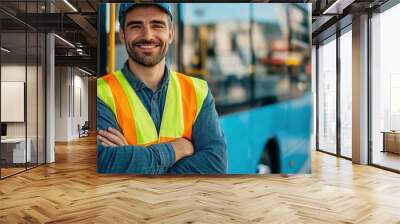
[126, 39, 168, 67]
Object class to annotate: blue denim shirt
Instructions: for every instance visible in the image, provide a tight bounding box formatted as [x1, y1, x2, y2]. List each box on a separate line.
[97, 62, 227, 174]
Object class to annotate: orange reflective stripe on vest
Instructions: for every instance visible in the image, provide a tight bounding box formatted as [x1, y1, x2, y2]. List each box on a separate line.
[176, 73, 197, 140]
[97, 69, 208, 145]
[101, 73, 137, 145]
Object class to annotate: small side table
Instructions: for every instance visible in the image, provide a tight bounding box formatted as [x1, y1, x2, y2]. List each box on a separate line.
[381, 131, 400, 154]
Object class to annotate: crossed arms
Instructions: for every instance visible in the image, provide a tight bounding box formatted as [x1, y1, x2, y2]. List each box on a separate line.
[98, 127, 195, 164]
[96, 91, 227, 174]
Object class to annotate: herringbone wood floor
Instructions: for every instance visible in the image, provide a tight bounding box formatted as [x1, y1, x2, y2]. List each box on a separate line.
[1, 136, 400, 223]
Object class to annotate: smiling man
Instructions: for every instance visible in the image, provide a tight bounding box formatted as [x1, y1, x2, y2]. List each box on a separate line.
[96, 3, 227, 174]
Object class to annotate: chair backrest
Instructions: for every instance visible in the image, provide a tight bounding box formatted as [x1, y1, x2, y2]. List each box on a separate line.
[82, 121, 90, 129]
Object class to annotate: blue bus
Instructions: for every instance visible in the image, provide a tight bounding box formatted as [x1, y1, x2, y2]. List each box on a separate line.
[175, 3, 312, 174]
[100, 3, 312, 174]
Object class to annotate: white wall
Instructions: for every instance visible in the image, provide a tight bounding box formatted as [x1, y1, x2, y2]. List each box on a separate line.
[1, 65, 26, 140]
[1, 65, 39, 137]
[55, 66, 69, 141]
[54, 67, 89, 141]
[71, 71, 89, 138]
[1, 63, 46, 164]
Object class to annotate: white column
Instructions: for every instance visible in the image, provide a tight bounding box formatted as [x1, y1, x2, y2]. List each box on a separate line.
[45, 0, 56, 163]
[46, 32, 55, 163]
[352, 14, 369, 164]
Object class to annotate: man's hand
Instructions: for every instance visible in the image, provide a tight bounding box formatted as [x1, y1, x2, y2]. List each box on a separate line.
[97, 127, 128, 147]
[98, 128, 193, 161]
[170, 138, 194, 162]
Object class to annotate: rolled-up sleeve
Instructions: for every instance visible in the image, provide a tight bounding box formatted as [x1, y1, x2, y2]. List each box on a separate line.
[166, 90, 227, 174]
[97, 98, 176, 174]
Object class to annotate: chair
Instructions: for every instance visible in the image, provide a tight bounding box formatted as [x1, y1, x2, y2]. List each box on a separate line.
[78, 121, 90, 138]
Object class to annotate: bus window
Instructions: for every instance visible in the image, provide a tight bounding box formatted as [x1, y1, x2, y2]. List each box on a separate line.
[252, 4, 311, 101]
[179, 3, 252, 108]
[178, 3, 311, 112]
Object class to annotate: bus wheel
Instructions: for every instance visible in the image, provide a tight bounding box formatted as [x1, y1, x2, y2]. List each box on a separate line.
[257, 139, 280, 174]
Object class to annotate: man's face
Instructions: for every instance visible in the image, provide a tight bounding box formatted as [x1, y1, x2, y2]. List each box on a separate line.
[119, 6, 174, 67]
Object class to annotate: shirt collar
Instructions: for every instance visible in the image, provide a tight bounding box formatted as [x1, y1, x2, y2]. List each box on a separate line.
[121, 61, 170, 92]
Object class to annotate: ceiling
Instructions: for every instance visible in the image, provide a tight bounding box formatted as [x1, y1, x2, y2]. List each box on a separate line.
[311, 0, 389, 43]
[0, 0, 395, 73]
[0, 0, 97, 73]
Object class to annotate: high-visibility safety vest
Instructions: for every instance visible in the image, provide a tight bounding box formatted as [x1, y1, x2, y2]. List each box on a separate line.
[97, 70, 208, 146]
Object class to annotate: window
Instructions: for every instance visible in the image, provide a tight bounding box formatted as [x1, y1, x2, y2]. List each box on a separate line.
[317, 36, 337, 154]
[180, 3, 252, 107]
[0, 0, 47, 179]
[339, 28, 352, 158]
[179, 3, 310, 112]
[371, 3, 400, 171]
